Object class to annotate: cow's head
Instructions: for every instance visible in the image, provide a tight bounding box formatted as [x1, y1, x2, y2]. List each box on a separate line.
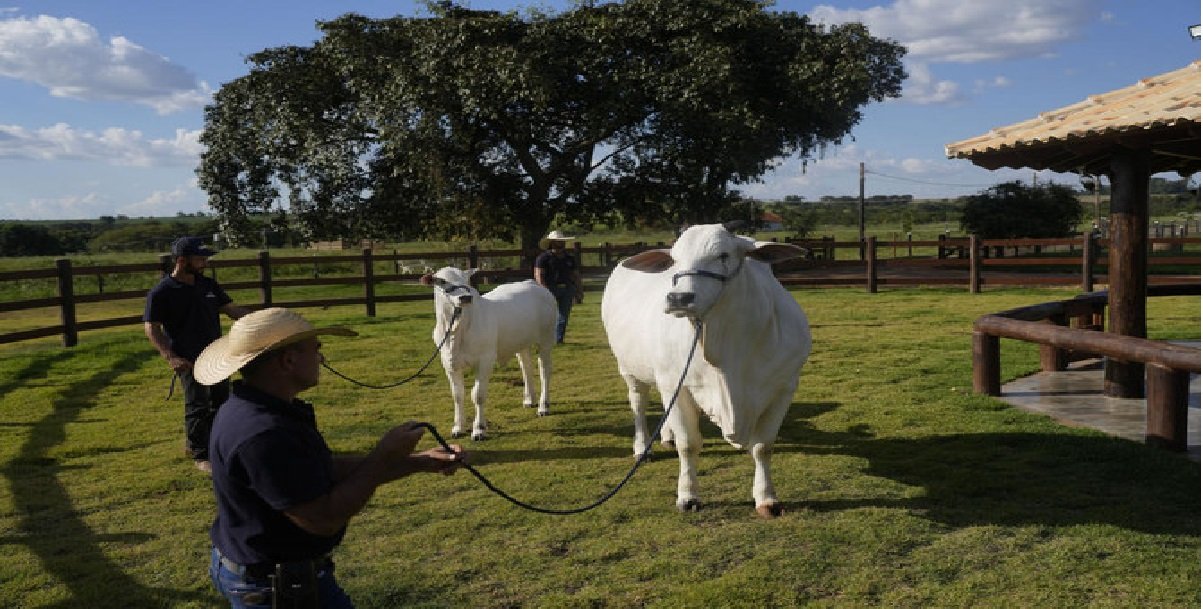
[621, 223, 803, 319]
[420, 266, 478, 308]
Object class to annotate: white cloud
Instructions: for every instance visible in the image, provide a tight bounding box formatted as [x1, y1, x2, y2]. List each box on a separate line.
[810, 0, 1102, 63]
[0, 14, 211, 113]
[118, 184, 207, 217]
[900, 61, 961, 104]
[0, 123, 202, 166]
[0, 192, 113, 220]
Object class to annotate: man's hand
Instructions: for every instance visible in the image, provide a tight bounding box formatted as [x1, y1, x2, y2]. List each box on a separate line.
[167, 354, 192, 373]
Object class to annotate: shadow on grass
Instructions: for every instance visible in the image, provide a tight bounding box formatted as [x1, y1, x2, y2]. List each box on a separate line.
[776, 403, 1201, 536]
[2, 349, 211, 607]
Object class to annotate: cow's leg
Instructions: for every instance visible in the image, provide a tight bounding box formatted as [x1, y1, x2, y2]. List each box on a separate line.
[470, 357, 495, 441]
[750, 393, 793, 518]
[535, 341, 552, 415]
[444, 363, 468, 439]
[668, 391, 704, 512]
[623, 375, 653, 458]
[515, 349, 537, 409]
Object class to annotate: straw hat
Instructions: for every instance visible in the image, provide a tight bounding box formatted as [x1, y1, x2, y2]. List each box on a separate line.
[194, 307, 356, 385]
[543, 230, 576, 245]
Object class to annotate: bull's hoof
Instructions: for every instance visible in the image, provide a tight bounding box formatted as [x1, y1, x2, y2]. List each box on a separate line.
[523, 402, 535, 408]
[676, 498, 702, 513]
[536, 407, 549, 417]
[450, 428, 465, 439]
[755, 502, 785, 518]
[471, 431, 487, 441]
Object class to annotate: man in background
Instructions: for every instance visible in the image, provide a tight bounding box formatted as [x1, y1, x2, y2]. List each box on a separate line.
[144, 236, 249, 473]
[534, 230, 583, 344]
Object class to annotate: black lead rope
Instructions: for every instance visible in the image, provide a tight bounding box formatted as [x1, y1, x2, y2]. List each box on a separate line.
[415, 321, 702, 515]
[321, 308, 462, 390]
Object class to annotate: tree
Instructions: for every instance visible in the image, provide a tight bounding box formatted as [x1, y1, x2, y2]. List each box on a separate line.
[198, 0, 905, 251]
[0, 223, 65, 256]
[960, 181, 1083, 238]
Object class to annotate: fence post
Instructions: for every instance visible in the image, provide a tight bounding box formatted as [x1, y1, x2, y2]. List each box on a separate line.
[55, 258, 78, 347]
[1039, 313, 1069, 372]
[159, 254, 172, 276]
[969, 235, 981, 293]
[972, 331, 1000, 396]
[604, 242, 612, 267]
[865, 236, 878, 293]
[363, 248, 376, 317]
[1080, 231, 1095, 293]
[258, 250, 272, 307]
[467, 245, 479, 288]
[938, 234, 947, 259]
[1145, 363, 1189, 451]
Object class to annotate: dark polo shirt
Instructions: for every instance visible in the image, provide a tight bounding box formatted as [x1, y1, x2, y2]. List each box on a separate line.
[142, 274, 231, 361]
[534, 250, 578, 286]
[209, 382, 343, 566]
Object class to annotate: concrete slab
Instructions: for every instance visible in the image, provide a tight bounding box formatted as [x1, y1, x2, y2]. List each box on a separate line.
[998, 341, 1200, 461]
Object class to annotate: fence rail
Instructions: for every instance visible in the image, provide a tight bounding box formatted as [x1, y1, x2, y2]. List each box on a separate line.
[972, 284, 1202, 452]
[1, 233, 1197, 347]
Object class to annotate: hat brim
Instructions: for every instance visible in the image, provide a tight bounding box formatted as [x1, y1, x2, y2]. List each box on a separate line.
[194, 326, 357, 385]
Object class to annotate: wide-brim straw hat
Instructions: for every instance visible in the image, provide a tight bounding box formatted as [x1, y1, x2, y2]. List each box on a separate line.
[194, 307, 356, 385]
[543, 230, 576, 244]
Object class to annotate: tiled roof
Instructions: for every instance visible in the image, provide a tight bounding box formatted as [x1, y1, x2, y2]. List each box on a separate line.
[946, 61, 1201, 176]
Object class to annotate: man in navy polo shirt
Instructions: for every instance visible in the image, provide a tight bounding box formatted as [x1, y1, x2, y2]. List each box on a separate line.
[194, 308, 466, 607]
[144, 236, 249, 473]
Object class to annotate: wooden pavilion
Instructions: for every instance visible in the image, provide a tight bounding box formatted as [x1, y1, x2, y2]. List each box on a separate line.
[946, 61, 1201, 398]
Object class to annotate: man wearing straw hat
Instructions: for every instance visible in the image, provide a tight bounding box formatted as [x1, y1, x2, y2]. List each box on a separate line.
[533, 230, 583, 344]
[195, 307, 466, 608]
[144, 235, 250, 474]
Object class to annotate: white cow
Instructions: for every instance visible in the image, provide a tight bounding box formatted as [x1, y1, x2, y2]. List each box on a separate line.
[421, 267, 557, 440]
[601, 223, 811, 517]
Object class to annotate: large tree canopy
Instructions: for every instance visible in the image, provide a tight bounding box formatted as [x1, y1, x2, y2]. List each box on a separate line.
[197, 0, 905, 250]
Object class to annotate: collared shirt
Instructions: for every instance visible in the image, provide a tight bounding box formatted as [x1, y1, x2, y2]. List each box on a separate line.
[534, 250, 578, 286]
[142, 274, 231, 361]
[209, 381, 343, 566]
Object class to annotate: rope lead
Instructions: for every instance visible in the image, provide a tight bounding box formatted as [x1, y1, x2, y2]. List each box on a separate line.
[418, 321, 702, 515]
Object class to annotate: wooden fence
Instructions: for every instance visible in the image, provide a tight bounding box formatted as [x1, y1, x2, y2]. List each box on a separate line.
[972, 284, 1201, 452]
[1, 233, 1197, 347]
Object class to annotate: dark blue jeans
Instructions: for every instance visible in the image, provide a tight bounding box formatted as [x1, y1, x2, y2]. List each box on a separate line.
[209, 547, 353, 608]
[548, 284, 576, 343]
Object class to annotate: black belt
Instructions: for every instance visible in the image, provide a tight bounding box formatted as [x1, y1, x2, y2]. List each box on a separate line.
[216, 548, 333, 580]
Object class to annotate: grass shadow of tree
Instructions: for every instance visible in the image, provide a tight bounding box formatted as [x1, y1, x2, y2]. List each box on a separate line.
[3, 349, 211, 607]
[776, 404, 1200, 536]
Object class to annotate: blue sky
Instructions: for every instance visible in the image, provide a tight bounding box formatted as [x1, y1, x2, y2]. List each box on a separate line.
[0, 0, 1198, 220]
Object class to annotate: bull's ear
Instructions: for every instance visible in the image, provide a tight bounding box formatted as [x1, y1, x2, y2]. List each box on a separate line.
[620, 249, 674, 273]
[419, 273, 433, 285]
[747, 242, 805, 265]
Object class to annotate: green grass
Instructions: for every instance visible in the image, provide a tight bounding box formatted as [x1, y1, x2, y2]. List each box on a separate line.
[0, 287, 1198, 608]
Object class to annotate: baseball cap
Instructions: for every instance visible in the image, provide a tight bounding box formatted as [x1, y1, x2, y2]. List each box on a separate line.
[171, 236, 217, 258]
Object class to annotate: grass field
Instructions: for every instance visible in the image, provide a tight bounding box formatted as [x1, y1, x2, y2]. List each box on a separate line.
[0, 284, 1198, 608]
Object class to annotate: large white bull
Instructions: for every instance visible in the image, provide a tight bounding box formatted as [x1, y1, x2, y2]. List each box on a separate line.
[421, 267, 557, 440]
[601, 223, 811, 517]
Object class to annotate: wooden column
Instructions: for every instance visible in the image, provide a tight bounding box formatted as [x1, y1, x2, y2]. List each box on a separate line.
[1104, 148, 1150, 398]
[972, 331, 1000, 396]
[1039, 313, 1069, 372]
[1145, 363, 1189, 451]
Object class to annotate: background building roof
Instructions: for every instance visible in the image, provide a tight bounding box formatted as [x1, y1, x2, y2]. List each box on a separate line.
[946, 61, 1200, 176]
